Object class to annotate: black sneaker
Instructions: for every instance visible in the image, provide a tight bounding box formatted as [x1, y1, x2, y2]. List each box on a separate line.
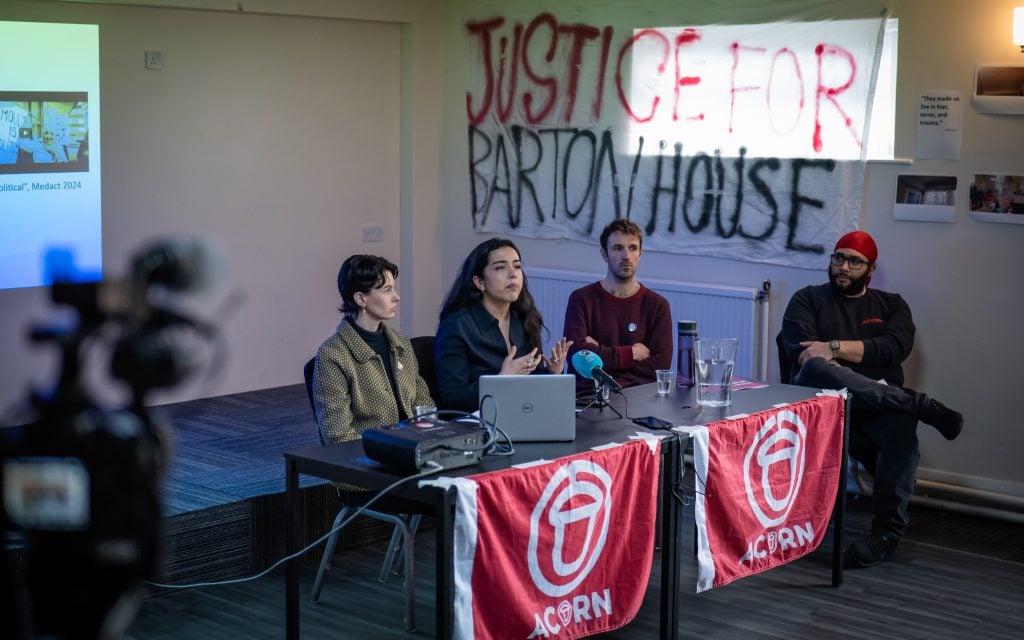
[918, 397, 964, 440]
[847, 534, 898, 567]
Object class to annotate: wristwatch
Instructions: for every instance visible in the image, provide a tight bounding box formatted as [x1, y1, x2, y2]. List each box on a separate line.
[829, 339, 841, 360]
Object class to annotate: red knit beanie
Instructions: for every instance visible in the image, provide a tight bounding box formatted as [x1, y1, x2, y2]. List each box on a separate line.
[834, 231, 877, 263]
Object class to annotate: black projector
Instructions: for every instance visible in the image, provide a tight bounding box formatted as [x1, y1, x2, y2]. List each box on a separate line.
[361, 419, 487, 475]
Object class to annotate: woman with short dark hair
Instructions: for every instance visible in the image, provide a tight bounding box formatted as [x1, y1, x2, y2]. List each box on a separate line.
[313, 255, 433, 444]
[435, 238, 571, 411]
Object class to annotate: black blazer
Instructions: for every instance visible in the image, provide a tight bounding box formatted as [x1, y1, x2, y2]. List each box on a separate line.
[434, 303, 544, 411]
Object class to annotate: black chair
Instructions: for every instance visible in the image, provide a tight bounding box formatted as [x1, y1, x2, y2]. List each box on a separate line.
[303, 357, 317, 415]
[776, 332, 793, 384]
[409, 335, 438, 402]
[303, 356, 419, 631]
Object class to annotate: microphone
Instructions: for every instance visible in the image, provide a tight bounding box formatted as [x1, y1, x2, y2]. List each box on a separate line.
[571, 350, 623, 393]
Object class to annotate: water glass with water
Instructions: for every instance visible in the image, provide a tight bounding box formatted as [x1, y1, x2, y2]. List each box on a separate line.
[656, 369, 673, 395]
[695, 338, 738, 407]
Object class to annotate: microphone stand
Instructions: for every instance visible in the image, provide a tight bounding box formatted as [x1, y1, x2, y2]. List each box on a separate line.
[577, 380, 624, 419]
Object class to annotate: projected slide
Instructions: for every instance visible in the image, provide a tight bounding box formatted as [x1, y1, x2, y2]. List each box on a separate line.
[0, 22, 100, 290]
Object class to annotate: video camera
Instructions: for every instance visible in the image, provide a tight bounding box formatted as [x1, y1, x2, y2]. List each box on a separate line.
[1, 237, 221, 640]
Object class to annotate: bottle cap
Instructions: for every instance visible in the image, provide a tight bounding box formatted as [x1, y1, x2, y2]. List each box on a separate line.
[677, 320, 697, 334]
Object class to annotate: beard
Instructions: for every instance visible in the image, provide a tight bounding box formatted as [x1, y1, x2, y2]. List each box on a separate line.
[610, 262, 636, 281]
[829, 267, 870, 296]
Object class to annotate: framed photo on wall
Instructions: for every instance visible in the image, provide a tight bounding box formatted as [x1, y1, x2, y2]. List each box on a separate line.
[968, 173, 1024, 224]
[893, 175, 956, 222]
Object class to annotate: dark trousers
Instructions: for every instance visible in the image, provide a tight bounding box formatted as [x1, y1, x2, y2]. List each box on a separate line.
[794, 358, 920, 538]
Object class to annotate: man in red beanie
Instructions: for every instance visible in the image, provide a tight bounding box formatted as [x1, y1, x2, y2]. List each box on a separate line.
[780, 230, 963, 568]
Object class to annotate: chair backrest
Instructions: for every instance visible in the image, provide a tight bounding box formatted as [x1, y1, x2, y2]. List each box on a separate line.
[775, 332, 792, 385]
[303, 357, 316, 414]
[303, 357, 328, 446]
[409, 335, 439, 402]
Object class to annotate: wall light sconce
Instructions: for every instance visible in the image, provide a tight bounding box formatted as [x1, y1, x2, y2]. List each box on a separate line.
[1015, 7, 1024, 52]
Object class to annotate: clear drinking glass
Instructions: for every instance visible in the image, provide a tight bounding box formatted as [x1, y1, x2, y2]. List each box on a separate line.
[656, 369, 673, 395]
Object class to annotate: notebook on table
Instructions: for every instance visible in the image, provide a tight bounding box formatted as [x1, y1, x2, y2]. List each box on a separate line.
[477, 374, 577, 442]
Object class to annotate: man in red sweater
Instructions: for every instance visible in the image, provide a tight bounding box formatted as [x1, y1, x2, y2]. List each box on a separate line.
[563, 219, 673, 392]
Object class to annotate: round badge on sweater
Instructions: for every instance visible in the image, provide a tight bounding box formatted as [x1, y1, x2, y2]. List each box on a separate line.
[627, 322, 637, 332]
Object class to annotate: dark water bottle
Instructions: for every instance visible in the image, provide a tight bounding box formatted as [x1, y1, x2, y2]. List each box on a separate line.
[676, 320, 697, 387]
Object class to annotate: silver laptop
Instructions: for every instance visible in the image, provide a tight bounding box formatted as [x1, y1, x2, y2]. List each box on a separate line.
[478, 374, 577, 442]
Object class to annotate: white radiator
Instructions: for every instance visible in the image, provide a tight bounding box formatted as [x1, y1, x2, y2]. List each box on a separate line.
[525, 268, 769, 380]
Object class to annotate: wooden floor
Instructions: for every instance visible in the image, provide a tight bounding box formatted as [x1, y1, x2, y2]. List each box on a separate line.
[110, 384, 1024, 639]
[127, 499, 1024, 639]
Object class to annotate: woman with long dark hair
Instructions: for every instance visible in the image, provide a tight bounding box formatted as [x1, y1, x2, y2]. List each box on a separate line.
[313, 255, 433, 444]
[434, 238, 571, 411]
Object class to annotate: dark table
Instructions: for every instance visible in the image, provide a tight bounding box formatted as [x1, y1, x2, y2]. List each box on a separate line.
[284, 381, 846, 639]
[613, 380, 848, 589]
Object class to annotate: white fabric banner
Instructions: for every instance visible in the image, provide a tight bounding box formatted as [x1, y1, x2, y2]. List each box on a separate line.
[463, 14, 884, 268]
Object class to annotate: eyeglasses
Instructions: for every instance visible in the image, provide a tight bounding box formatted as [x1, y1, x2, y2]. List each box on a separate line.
[829, 253, 869, 270]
